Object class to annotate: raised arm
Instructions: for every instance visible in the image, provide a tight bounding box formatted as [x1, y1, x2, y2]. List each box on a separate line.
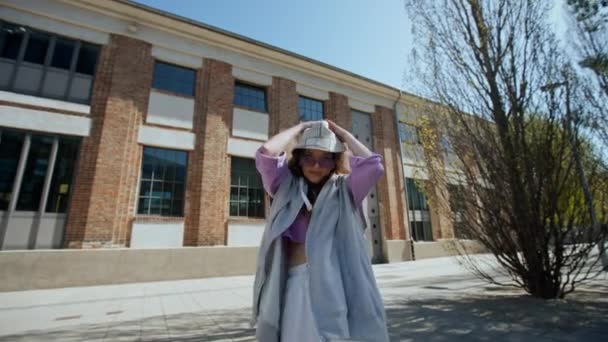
[327, 120, 373, 157]
[261, 122, 313, 156]
[327, 120, 384, 206]
[256, 122, 313, 196]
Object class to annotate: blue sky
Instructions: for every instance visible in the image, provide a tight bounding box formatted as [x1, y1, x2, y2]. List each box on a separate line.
[133, 0, 411, 89]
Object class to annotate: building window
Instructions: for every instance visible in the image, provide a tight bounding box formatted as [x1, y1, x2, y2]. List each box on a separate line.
[0, 130, 24, 210]
[138, 147, 188, 217]
[298, 96, 324, 121]
[234, 82, 267, 112]
[406, 178, 433, 241]
[230, 157, 264, 218]
[0, 129, 80, 213]
[448, 184, 471, 239]
[16, 135, 54, 211]
[0, 20, 100, 104]
[46, 137, 80, 213]
[151, 61, 195, 97]
[398, 122, 420, 144]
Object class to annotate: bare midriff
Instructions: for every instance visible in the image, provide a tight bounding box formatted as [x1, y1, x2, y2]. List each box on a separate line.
[286, 239, 307, 268]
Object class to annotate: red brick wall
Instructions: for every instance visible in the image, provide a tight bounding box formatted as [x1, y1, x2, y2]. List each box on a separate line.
[371, 105, 407, 241]
[63, 35, 153, 248]
[183, 59, 233, 246]
[268, 77, 298, 135]
[325, 92, 351, 130]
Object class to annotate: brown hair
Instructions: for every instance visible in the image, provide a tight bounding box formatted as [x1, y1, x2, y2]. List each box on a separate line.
[287, 148, 350, 179]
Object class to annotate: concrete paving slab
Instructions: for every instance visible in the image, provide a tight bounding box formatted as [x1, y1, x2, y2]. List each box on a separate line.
[0, 255, 606, 341]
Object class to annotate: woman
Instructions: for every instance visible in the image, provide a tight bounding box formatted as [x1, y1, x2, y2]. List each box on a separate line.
[250, 120, 389, 342]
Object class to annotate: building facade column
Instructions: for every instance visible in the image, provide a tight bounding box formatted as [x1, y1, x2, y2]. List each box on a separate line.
[64, 35, 153, 248]
[325, 92, 351, 130]
[371, 105, 408, 242]
[268, 77, 298, 135]
[184, 58, 233, 246]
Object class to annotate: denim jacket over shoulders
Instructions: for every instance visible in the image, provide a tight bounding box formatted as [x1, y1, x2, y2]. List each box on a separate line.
[250, 172, 389, 342]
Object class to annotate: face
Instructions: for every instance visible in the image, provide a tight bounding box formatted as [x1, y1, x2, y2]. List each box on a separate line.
[299, 149, 336, 185]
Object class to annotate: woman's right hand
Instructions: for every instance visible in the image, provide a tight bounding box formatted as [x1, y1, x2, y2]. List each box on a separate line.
[298, 121, 314, 132]
[262, 121, 314, 156]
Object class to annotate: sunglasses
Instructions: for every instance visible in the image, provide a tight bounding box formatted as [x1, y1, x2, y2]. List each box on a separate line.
[300, 155, 336, 169]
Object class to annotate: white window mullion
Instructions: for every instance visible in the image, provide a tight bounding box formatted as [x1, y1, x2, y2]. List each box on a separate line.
[38, 136, 59, 215]
[8, 134, 31, 213]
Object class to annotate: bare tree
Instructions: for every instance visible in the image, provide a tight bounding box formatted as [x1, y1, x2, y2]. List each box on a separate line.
[404, 0, 608, 299]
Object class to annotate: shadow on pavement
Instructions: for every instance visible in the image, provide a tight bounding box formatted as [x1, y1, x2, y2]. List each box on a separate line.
[386, 286, 608, 341]
[3, 283, 607, 341]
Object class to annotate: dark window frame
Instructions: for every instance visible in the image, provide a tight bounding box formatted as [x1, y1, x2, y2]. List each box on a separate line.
[0, 20, 100, 104]
[233, 81, 267, 112]
[137, 146, 188, 217]
[398, 122, 421, 145]
[298, 95, 324, 122]
[151, 61, 196, 97]
[406, 177, 433, 241]
[0, 128, 81, 213]
[229, 157, 265, 218]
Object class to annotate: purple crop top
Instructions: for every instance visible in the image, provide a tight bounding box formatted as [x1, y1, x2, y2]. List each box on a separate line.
[255, 147, 384, 243]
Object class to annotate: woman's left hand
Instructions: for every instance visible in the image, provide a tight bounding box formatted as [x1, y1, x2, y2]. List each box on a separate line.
[327, 120, 374, 158]
[327, 120, 352, 143]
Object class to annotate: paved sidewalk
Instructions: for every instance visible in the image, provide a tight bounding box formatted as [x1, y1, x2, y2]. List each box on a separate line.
[0, 255, 606, 341]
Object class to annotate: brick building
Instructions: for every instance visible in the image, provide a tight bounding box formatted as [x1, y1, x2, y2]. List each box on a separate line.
[0, 0, 463, 263]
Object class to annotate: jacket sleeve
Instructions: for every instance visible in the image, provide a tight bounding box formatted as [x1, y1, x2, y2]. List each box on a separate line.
[346, 153, 384, 207]
[255, 147, 290, 198]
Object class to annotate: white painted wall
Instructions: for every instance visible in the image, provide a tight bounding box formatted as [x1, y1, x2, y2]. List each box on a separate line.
[233, 67, 272, 86]
[349, 98, 375, 113]
[152, 46, 202, 69]
[232, 107, 269, 141]
[0, 105, 91, 136]
[1, 213, 33, 250]
[227, 138, 262, 158]
[146, 90, 195, 130]
[137, 125, 195, 150]
[35, 215, 66, 249]
[401, 145, 425, 164]
[0, 91, 90, 114]
[227, 222, 265, 246]
[130, 222, 184, 248]
[403, 165, 429, 179]
[296, 84, 329, 101]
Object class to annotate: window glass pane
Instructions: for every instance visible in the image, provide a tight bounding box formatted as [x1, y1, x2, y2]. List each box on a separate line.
[0, 130, 25, 210]
[139, 146, 187, 216]
[45, 136, 80, 213]
[1, 24, 25, 60]
[151, 181, 164, 197]
[51, 39, 75, 70]
[16, 135, 53, 211]
[0, 21, 100, 104]
[23, 33, 50, 64]
[230, 157, 264, 218]
[171, 200, 183, 216]
[137, 197, 149, 215]
[139, 180, 151, 197]
[229, 202, 238, 216]
[234, 82, 267, 112]
[41, 70, 69, 98]
[149, 198, 162, 215]
[75, 43, 99, 75]
[399, 123, 419, 144]
[161, 198, 171, 216]
[298, 96, 324, 122]
[152, 61, 195, 96]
